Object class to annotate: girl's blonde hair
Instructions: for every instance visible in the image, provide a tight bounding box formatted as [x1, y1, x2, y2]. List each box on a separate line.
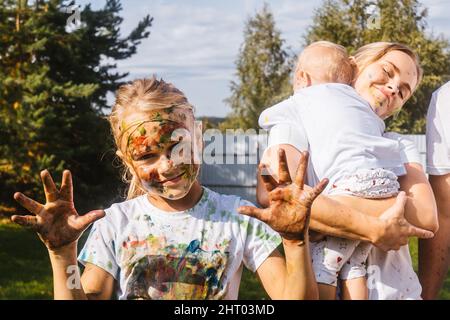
[352, 42, 423, 89]
[109, 76, 194, 200]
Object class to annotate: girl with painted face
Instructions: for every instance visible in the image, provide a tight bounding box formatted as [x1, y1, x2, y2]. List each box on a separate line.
[11, 76, 328, 300]
[116, 105, 201, 201]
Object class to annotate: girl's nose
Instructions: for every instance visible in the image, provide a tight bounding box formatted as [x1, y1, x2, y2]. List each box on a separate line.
[159, 155, 174, 172]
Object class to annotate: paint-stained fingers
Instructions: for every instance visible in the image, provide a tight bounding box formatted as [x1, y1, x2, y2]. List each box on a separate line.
[40, 170, 59, 202]
[310, 178, 329, 201]
[259, 164, 278, 192]
[13, 192, 44, 215]
[11, 215, 39, 230]
[237, 206, 270, 223]
[60, 170, 73, 202]
[277, 148, 292, 184]
[299, 178, 329, 207]
[294, 151, 309, 189]
[74, 210, 106, 231]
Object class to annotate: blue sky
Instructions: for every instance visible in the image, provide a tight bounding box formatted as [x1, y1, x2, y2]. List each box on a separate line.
[78, 0, 450, 117]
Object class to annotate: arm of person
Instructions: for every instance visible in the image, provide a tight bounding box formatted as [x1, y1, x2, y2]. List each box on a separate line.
[81, 263, 115, 300]
[10, 169, 108, 300]
[257, 144, 434, 250]
[48, 244, 88, 300]
[390, 162, 437, 232]
[241, 150, 324, 299]
[420, 173, 450, 299]
[419, 83, 450, 299]
[48, 245, 115, 300]
[256, 240, 318, 300]
[330, 162, 438, 232]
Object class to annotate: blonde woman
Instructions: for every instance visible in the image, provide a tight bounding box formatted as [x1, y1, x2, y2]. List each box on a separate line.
[258, 42, 438, 300]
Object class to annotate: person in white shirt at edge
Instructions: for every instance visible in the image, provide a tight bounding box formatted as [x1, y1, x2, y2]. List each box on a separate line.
[257, 41, 438, 300]
[419, 81, 450, 299]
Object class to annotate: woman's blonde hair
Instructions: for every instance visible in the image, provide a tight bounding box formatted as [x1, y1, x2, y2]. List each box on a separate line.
[352, 42, 423, 89]
[109, 76, 194, 200]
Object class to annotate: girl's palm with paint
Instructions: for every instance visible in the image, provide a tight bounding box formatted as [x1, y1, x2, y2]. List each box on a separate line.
[11, 170, 105, 251]
[239, 149, 328, 242]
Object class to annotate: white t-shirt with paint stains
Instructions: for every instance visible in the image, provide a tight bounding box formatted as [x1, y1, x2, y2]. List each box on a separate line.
[78, 187, 281, 300]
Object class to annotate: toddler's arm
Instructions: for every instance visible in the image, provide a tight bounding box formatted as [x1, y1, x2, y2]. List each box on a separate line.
[257, 144, 434, 251]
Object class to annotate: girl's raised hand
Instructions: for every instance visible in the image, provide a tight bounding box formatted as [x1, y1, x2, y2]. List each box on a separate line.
[238, 149, 328, 243]
[11, 170, 105, 251]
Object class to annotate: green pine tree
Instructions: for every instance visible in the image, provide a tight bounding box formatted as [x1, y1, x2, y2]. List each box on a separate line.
[0, 0, 152, 212]
[305, 0, 450, 133]
[221, 4, 293, 130]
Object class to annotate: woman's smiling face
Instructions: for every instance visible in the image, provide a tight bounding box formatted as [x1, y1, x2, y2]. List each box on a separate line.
[353, 50, 418, 119]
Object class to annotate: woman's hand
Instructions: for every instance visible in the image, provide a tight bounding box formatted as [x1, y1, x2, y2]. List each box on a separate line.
[11, 170, 105, 251]
[239, 149, 328, 243]
[374, 191, 434, 251]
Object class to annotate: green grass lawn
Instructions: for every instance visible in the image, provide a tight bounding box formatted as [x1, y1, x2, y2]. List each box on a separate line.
[0, 220, 53, 299]
[0, 219, 449, 299]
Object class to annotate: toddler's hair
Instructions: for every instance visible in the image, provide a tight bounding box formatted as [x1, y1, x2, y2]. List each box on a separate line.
[294, 41, 355, 85]
[109, 76, 194, 200]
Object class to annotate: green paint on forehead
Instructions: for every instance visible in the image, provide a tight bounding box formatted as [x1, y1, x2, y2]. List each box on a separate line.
[120, 107, 193, 133]
[139, 126, 147, 136]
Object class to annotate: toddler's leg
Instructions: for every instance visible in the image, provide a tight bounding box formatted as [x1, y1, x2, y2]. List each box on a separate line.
[339, 242, 372, 300]
[340, 278, 368, 300]
[311, 237, 360, 300]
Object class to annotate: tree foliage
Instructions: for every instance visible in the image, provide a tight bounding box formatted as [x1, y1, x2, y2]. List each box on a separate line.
[222, 4, 292, 130]
[0, 0, 152, 212]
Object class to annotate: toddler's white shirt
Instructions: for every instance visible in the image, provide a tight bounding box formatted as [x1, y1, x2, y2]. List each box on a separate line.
[260, 83, 405, 192]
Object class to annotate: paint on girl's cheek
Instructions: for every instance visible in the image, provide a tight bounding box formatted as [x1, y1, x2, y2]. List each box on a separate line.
[138, 162, 199, 199]
[142, 167, 159, 182]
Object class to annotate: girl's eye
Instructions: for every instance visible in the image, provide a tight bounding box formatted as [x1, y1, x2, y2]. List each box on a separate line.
[399, 91, 404, 99]
[136, 153, 157, 161]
